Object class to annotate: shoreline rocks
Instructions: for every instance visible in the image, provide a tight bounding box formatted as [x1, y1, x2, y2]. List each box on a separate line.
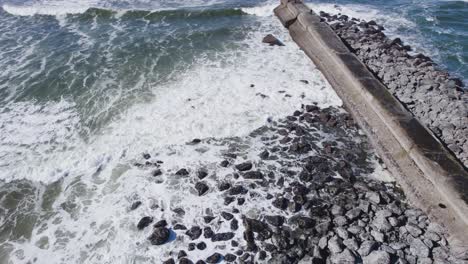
[318, 11, 468, 168]
[134, 104, 466, 263]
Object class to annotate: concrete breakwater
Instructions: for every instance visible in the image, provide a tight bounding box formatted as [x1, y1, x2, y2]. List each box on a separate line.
[274, 0, 468, 255]
[320, 11, 468, 169]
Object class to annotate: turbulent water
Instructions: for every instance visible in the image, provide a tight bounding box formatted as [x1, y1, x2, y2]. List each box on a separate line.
[0, 0, 466, 263]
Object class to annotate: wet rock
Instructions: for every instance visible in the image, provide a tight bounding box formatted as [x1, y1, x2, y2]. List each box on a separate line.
[188, 243, 195, 251]
[243, 171, 263, 180]
[221, 212, 234, 220]
[220, 160, 230, 167]
[131, 201, 142, 210]
[262, 34, 285, 46]
[148, 227, 170, 245]
[229, 185, 248, 195]
[206, 253, 222, 264]
[235, 162, 253, 171]
[196, 242, 207, 250]
[152, 169, 163, 177]
[179, 258, 193, 264]
[203, 216, 215, 224]
[173, 208, 185, 216]
[153, 220, 167, 228]
[231, 218, 239, 230]
[211, 232, 235, 242]
[186, 226, 202, 240]
[173, 224, 187, 230]
[178, 250, 187, 259]
[224, 196, 235, 205]
[195, 182, 209, 196]
[224, 254, 237, 262]
[176, 168, 189, 176]
[272, 197, 289, 210]
[137, 216, 153, 230]
[197, 170, 208, 179]
[218, 182, 231, 191]
[259, 150, 270, 159]
[264, 215, 285, 227]
[204, 227, 214, 239]
[163, 259, 175, 264]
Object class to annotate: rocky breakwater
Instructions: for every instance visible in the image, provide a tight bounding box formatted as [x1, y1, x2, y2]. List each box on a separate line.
[318, 11, 468, 168]
[131, 104, 466, 263]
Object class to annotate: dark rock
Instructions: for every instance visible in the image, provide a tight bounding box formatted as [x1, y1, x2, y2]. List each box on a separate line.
[218, 182, 231, 191]
[224, 254, 237, 262]
[188, 243, 195, 251]
[148, 227, 170, 245]
[137, 216, 153, 230]
[186, 226, 202, 240]
[195, 182, 209, 196]
[224, 196, 235, 205]
[221, 212, 234, 220]
[196, 242, 207, 250]
[262, 34, 285, 46]
[235, 162, 253, 171]
[211, 232, 235, 242]
[264, 215, 285, 226]
[229, 185, 248, 195]
[272, 197, 289, 210]
[143, 153, 151, 159]
[163, 259, 175, 264]
[259, 150, 270, 159]
[152, 169, 163, 177]
[173, 208, 185, 216]
[231, 219, 239, 230]
[131, 201, 142, 210]
[203, 216, 215, 223]
[206, 253, 222, 264]
[173, 224, 187, 230]
[153, 220, 167, 228]
[237, 198, 245, 205]
[204, 227, 214, 239]
[220, 160, 230, 167]
[176, 168, 189, 176]
[197, 170, 208, 179]
[243, 171, 263, 180]
[179, 258, 193, 264]
[178, 250, 187, 259]
[294, 216, 315, 229]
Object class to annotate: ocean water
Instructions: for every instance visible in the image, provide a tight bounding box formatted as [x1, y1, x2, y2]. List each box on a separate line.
[0, 0, 465, 263]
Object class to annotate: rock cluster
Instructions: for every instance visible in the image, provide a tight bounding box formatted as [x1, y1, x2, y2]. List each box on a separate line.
[133, 104, 466, 263]
[317, 11, 468, 168]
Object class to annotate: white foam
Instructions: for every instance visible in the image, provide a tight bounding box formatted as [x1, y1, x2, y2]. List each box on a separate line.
[2, 3, 92, 16]
[3, 13, 345, 262]
[2, 0, 225, 17]
[241, 4, 277, 17]
[0, 11, 340, 185]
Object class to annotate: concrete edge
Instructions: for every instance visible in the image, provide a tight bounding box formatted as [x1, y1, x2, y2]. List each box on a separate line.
[274, 0, 468, 251]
